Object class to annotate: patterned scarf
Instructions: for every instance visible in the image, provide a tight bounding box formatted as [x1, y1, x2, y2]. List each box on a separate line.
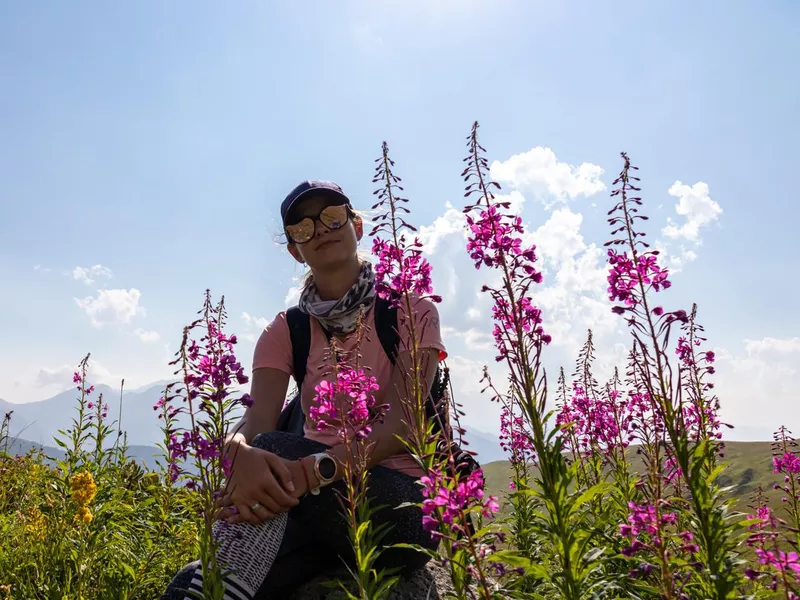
[298, 260, 376, 335]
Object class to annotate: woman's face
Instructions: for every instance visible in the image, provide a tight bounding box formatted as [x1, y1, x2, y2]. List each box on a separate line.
[285, 194, 362, 270]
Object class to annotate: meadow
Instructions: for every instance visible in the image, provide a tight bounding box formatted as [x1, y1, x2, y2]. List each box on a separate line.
[2, 122, 799, 599]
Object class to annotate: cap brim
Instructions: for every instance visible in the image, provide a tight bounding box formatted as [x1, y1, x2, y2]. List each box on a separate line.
[282, 188, 351, 223]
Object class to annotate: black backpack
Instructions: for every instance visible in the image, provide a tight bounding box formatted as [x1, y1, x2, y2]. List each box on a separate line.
[274, 295, 480, 480]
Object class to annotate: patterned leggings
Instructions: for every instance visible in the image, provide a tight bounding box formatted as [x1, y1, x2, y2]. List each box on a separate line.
[160, 431, 437, 599]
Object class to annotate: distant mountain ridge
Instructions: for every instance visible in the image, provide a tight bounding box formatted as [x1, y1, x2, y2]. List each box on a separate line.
[1, 380, 778, 467]
[5, 436, 163, 471]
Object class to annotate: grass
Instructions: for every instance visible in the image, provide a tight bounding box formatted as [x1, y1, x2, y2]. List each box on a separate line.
[482, 441, 786, 516]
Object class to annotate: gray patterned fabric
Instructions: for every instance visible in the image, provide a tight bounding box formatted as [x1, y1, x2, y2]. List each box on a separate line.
[297, 260, 375, 334]
[183, 512, 288, 600]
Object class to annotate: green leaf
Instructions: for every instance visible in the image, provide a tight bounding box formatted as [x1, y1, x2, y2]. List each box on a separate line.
[487, 550, 549, 579]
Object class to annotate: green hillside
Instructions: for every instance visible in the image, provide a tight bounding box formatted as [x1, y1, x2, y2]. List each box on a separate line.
[482, 441, 790, 516]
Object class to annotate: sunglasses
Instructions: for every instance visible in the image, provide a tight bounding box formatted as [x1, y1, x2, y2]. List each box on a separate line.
[284, 203, 352, 244]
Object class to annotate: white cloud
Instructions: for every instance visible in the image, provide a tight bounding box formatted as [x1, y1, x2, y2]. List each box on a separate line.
[714, 337, 800, 437]
[74, 288, 144, 328]
[418, 202, 467, 254]
[444, 354, 504, 433]
[134, 328, 160, 343]
[72, 264, 113, 285]
[442, 327, 494, 351]
[284, 284, 302, 307]
[662, 181, 721, 242]
[34, 365, 73, 387]
[745, 337, 800, 356]
[241, 312, 271, 342]
[490, 147, 606, 206]
[33, 265, 51, 273]
[35, 360, 124, 389]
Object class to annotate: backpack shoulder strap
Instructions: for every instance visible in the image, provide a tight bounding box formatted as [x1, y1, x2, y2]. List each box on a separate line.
[286, 307, 311, 386]
[374, 295, 400, 364]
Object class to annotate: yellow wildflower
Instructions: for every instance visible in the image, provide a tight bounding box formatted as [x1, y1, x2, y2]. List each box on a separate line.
[76, 506, 93, 525]
[69, 470, 97, 526]
[69, 471, 97, 506]
[23, 506, 46, 541]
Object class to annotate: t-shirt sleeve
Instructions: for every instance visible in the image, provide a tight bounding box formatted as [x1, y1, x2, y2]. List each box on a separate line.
[252, 311, 293, 375]
[398, 296, 448, 361]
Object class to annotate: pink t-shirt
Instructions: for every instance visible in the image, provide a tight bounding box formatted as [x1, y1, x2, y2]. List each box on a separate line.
[252, 295, 447, 478]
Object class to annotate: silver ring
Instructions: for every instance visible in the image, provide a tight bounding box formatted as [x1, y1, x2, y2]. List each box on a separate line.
[251, 502, 262, 512]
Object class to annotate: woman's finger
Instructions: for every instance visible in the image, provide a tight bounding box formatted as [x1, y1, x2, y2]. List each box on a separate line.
[254, 488, 282, 515]
[260, 463, 300, 509]
[264, 454, 296, 494]
[229, 504, 260, 526]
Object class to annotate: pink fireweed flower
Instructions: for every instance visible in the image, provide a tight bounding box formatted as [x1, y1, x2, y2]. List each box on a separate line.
[607, 249, 671, 311]
[556, 383, 640, 460]
[420, 468, 499, 537]
[500, 405, 535, 465]
[618, 500, 698, 576]
[774, 452, 800, 475]
[465, 205, 527, 269]
[372, 238, 440, 303]
[309, 366, 381, 440]
[159, 292, 253, 483]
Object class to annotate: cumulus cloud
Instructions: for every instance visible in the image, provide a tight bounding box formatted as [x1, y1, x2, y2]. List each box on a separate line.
[714, 337, 800, 436]
[490, 147, 606, 206]
[35, 360, 123, 388]
[72, 264, 113, 285]
[417, 203, 467, 254]
[285, 284, 302, 307]
[657, 181, 721, 273]
[662, 181, 721, 242]
[745, 337, 800, 356]
[241, 312, 271, 342]
[74, 288, 144, 328]
[441, 327, 494, 352]
[33, 265, 51, 273]
[134, 328, 160, 343]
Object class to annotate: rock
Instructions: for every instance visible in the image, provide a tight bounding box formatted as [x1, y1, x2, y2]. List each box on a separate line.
[287, 561, 455, 600]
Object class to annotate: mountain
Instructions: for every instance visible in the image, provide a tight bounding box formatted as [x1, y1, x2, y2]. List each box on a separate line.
[5, 436, 163, 471]
[0, 383, 195, 448]
[460, 427, 505, 464]
[1, 382, 505, 460]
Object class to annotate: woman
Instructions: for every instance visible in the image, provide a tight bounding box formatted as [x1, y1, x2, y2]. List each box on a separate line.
[162, 180, 445, 600]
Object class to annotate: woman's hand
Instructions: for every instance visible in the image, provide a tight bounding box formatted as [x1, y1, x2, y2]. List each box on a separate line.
[214, 443, 300, 524]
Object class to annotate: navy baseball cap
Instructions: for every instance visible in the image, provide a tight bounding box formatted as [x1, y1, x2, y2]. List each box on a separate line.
[280, 180, 351, 225]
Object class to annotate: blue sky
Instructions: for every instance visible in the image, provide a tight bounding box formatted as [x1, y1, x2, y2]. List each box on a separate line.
[1, 1, 797, 440]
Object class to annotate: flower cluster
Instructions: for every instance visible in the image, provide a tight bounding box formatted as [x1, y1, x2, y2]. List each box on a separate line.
[466, 204, 531, 270]
[157, 292, 253, 484]
[775, 452, 800, 475]
[420, 468, 499, 538]
[499, 405, 535, 465]
[771, 428, 800, 514]
[69, 470, 97, 525]
[73, 371, 94, 395]
[309, 366, 382, 440]
[372, 237, 437, 301]
[744, 502, 800, 594]
[370, 141, 441, 306]
[184, 325, 250, 406]
[607, 249, 671, 312]
[556, 383, 634, 455]
[618, 501, 698, 576]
